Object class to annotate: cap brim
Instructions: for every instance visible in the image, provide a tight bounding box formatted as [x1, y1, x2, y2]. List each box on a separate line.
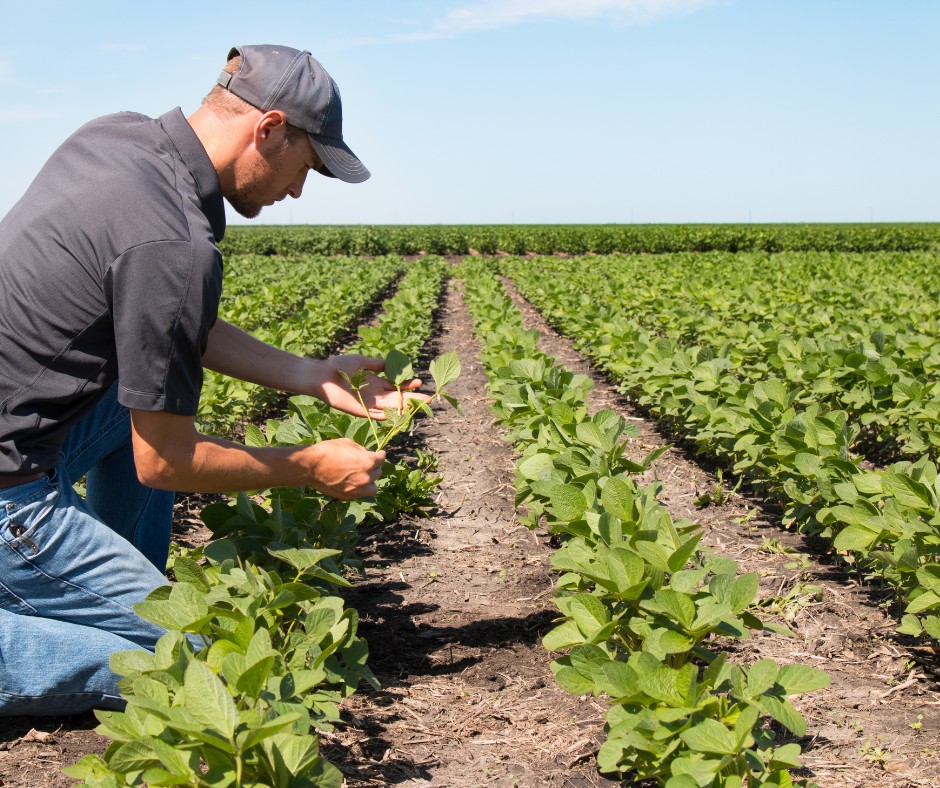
[309, 135, 371, 184]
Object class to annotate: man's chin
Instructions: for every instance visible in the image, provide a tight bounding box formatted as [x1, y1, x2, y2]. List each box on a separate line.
[226, 198, 263, 220]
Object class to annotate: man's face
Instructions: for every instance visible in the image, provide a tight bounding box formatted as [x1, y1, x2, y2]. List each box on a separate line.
[227, 134, 323, 219]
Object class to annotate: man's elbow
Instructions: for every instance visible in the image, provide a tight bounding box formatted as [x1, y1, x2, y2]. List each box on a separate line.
[130, 409, 198, 491]
[133, 450, 177, 489]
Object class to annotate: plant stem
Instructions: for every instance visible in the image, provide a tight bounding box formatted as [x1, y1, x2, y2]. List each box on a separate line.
[354, 387, 382, 448]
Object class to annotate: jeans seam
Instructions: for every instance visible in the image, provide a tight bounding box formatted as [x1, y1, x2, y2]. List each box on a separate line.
[6, 544, 159, 624]
[0, 689, 123, 700]
[0, 577, 38, 615]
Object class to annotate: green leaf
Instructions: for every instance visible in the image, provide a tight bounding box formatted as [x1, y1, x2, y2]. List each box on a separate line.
[600, 476, 634, 521]
[882, 469, 935, 513]
[207, 639, 244, 671]
[384, 349, 414, 385]
[637, 665, 691, 707]
[517, 452, 556, 482]
[183, 660, 238, 739]
[666, 769, 715, 788]
[854, 471, 883, 496]
[679, 718, 739, 755]
[430, 351, 461, 388]
[643, 589, 695, 629]
[769, 742, 804, 770]
[924, 615, 940, 639]
[264, 732, 321, 781]
[762, 695, 806, 737]
[534, 482, 588, 521]
[746, 659, 779, 696]
[204, 538, 239, 565]
[267, 546, 341, 572]
[235, 656, 276, 698]
[172, 556, 211, 591]
[554, 666, 596, 695]
[905, 591, 940, 615]
[441, 392, 463, 415]
[236, 713, 302, 751]
[575, 422, 608, 450]
[108, 739, 161, 773]
[569, 594, 611, 637]
[832, 524, 879, 552]
[897, 614, 924, 636]
[60, 755, 113, 780]
[730, 573, 758, 611]
[110, 649, 156, 677]
[133, 582, 209, 632]
[543, 621, 584, 652]
[667, 533, 702, 573]
[244, 423, 266, 448]
[776, 663, 831, 694]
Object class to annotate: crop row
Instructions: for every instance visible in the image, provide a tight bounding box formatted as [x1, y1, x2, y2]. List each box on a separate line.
[460, 260, 828, 788]
[217, 223, 940, 258]
[504, 256, 940, 646]
[66, 261, 455, 786]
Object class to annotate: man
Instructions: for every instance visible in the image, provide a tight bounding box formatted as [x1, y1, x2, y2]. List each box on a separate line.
[0, 45, 418, 715]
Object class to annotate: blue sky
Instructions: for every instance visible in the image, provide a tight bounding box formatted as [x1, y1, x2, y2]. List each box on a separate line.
[1, 0, 937, 225]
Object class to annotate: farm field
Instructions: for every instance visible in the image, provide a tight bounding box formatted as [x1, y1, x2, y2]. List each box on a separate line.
[2, 224, 940, 787]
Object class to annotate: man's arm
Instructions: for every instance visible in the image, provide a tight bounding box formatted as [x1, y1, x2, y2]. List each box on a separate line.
[203, 319, 428, 418]
[130, 409, 384, 497]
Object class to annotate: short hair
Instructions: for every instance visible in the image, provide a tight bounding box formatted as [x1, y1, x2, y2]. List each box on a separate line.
[203, 54, 253, 118]
[203, 53, 307, 144]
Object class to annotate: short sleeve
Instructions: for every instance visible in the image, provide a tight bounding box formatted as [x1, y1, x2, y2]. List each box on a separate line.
[106, 239, 223, 415]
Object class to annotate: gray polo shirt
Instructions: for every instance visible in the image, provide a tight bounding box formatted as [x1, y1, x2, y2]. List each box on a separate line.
[0, 108, 226, 474]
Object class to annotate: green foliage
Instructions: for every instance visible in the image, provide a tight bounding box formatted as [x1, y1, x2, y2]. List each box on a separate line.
[506, 253, 940, 644]
[65, 551, 371, 787]
[218, 223, 940, 258]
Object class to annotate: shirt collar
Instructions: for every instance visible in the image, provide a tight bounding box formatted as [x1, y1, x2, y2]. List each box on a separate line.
[158, 108, 226, 242]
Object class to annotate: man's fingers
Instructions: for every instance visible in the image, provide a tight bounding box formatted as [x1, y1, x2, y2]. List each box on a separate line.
[357, 356, 386, 372]
[401, 378, 424, 391]
[403, 391, 432, 404]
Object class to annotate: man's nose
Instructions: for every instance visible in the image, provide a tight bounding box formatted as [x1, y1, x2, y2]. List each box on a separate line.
[287, 170, 308, 199]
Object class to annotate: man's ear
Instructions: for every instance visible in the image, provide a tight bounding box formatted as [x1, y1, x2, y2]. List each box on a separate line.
[253, 110, 289, 150]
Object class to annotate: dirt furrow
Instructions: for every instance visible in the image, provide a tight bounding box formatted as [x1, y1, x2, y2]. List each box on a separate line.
[503, 277, 940, 788]
[324, 278, 619, 786]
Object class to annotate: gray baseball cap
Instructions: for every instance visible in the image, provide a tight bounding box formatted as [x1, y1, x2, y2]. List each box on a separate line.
[216, 44, 370, 184]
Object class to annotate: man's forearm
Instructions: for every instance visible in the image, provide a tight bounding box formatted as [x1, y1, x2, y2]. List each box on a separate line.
[130, 409, 385, 498]
[133, 418, 313, 492]
[203, 318, 328, 394]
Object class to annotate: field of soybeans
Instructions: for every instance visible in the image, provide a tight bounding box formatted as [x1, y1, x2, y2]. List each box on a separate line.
[6, 223, 940, 788]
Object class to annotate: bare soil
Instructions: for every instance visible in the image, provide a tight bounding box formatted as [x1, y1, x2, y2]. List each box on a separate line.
[4, 270, 940, 788]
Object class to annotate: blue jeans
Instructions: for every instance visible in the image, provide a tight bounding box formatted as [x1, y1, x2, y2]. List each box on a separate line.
[0, 385, 175, 716]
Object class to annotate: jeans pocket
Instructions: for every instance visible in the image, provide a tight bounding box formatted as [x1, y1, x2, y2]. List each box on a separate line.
[0, 481, 59, 557]
[0, 578, 37, 615]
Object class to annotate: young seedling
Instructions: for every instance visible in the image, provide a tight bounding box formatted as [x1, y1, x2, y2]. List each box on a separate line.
[341, 349, 461, 451]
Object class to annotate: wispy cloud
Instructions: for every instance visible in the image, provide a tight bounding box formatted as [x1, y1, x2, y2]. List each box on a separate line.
[335, 0, 726, 46]
[431, 0, 724, 35]
[0, 105, 60, 125]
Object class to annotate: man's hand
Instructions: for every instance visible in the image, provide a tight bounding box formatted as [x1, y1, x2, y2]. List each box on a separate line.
[303, 438, 386, 499]
[317, 354, 431, 419]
